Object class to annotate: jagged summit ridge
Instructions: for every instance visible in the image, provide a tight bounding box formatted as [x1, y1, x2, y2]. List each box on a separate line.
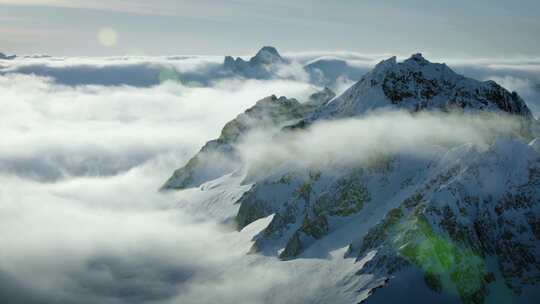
[314, 53, 532, 119]
[406, 53, 430, 65]
[223, 46, 286, 79]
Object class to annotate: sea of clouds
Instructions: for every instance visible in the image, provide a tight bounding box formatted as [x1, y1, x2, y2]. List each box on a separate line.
[1, 52, 539, 303]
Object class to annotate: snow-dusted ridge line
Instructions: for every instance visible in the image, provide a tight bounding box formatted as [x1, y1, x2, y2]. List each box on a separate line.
[311, 53, 532, 120]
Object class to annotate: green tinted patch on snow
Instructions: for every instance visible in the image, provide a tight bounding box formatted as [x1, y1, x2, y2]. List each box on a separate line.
[400, 217, 489, 304]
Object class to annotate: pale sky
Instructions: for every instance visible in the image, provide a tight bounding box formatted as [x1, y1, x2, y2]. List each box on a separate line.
[1, 0, 539, 57]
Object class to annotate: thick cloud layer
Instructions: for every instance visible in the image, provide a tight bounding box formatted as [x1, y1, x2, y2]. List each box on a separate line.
[0, 56, 226, 87]
[0, 53, 539, 304]
[238, 110, 526, 181]
[0, 73, 315, 181]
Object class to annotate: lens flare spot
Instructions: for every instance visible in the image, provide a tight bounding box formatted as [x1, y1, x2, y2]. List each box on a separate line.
[97, 28, 118, 47]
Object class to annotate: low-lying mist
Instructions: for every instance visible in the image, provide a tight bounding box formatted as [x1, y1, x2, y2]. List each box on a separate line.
[0, 73, 316, 181]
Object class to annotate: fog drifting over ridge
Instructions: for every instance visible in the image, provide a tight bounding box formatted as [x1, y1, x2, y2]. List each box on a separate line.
[237, 111, 526, 182]
[0, 53, 539, 303]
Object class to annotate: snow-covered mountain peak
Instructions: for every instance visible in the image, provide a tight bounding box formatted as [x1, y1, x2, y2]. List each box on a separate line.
[313, 54, 532, 119]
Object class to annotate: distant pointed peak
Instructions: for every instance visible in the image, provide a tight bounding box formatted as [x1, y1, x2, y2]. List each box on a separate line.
[250, 46, 284, 64]
[256, 46, 281, 57]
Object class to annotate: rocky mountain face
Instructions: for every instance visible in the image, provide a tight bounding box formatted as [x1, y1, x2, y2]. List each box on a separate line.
[164, 54, 540, 303]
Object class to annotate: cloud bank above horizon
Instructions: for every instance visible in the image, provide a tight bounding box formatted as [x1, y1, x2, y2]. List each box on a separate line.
[2, 52, 539, 116]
